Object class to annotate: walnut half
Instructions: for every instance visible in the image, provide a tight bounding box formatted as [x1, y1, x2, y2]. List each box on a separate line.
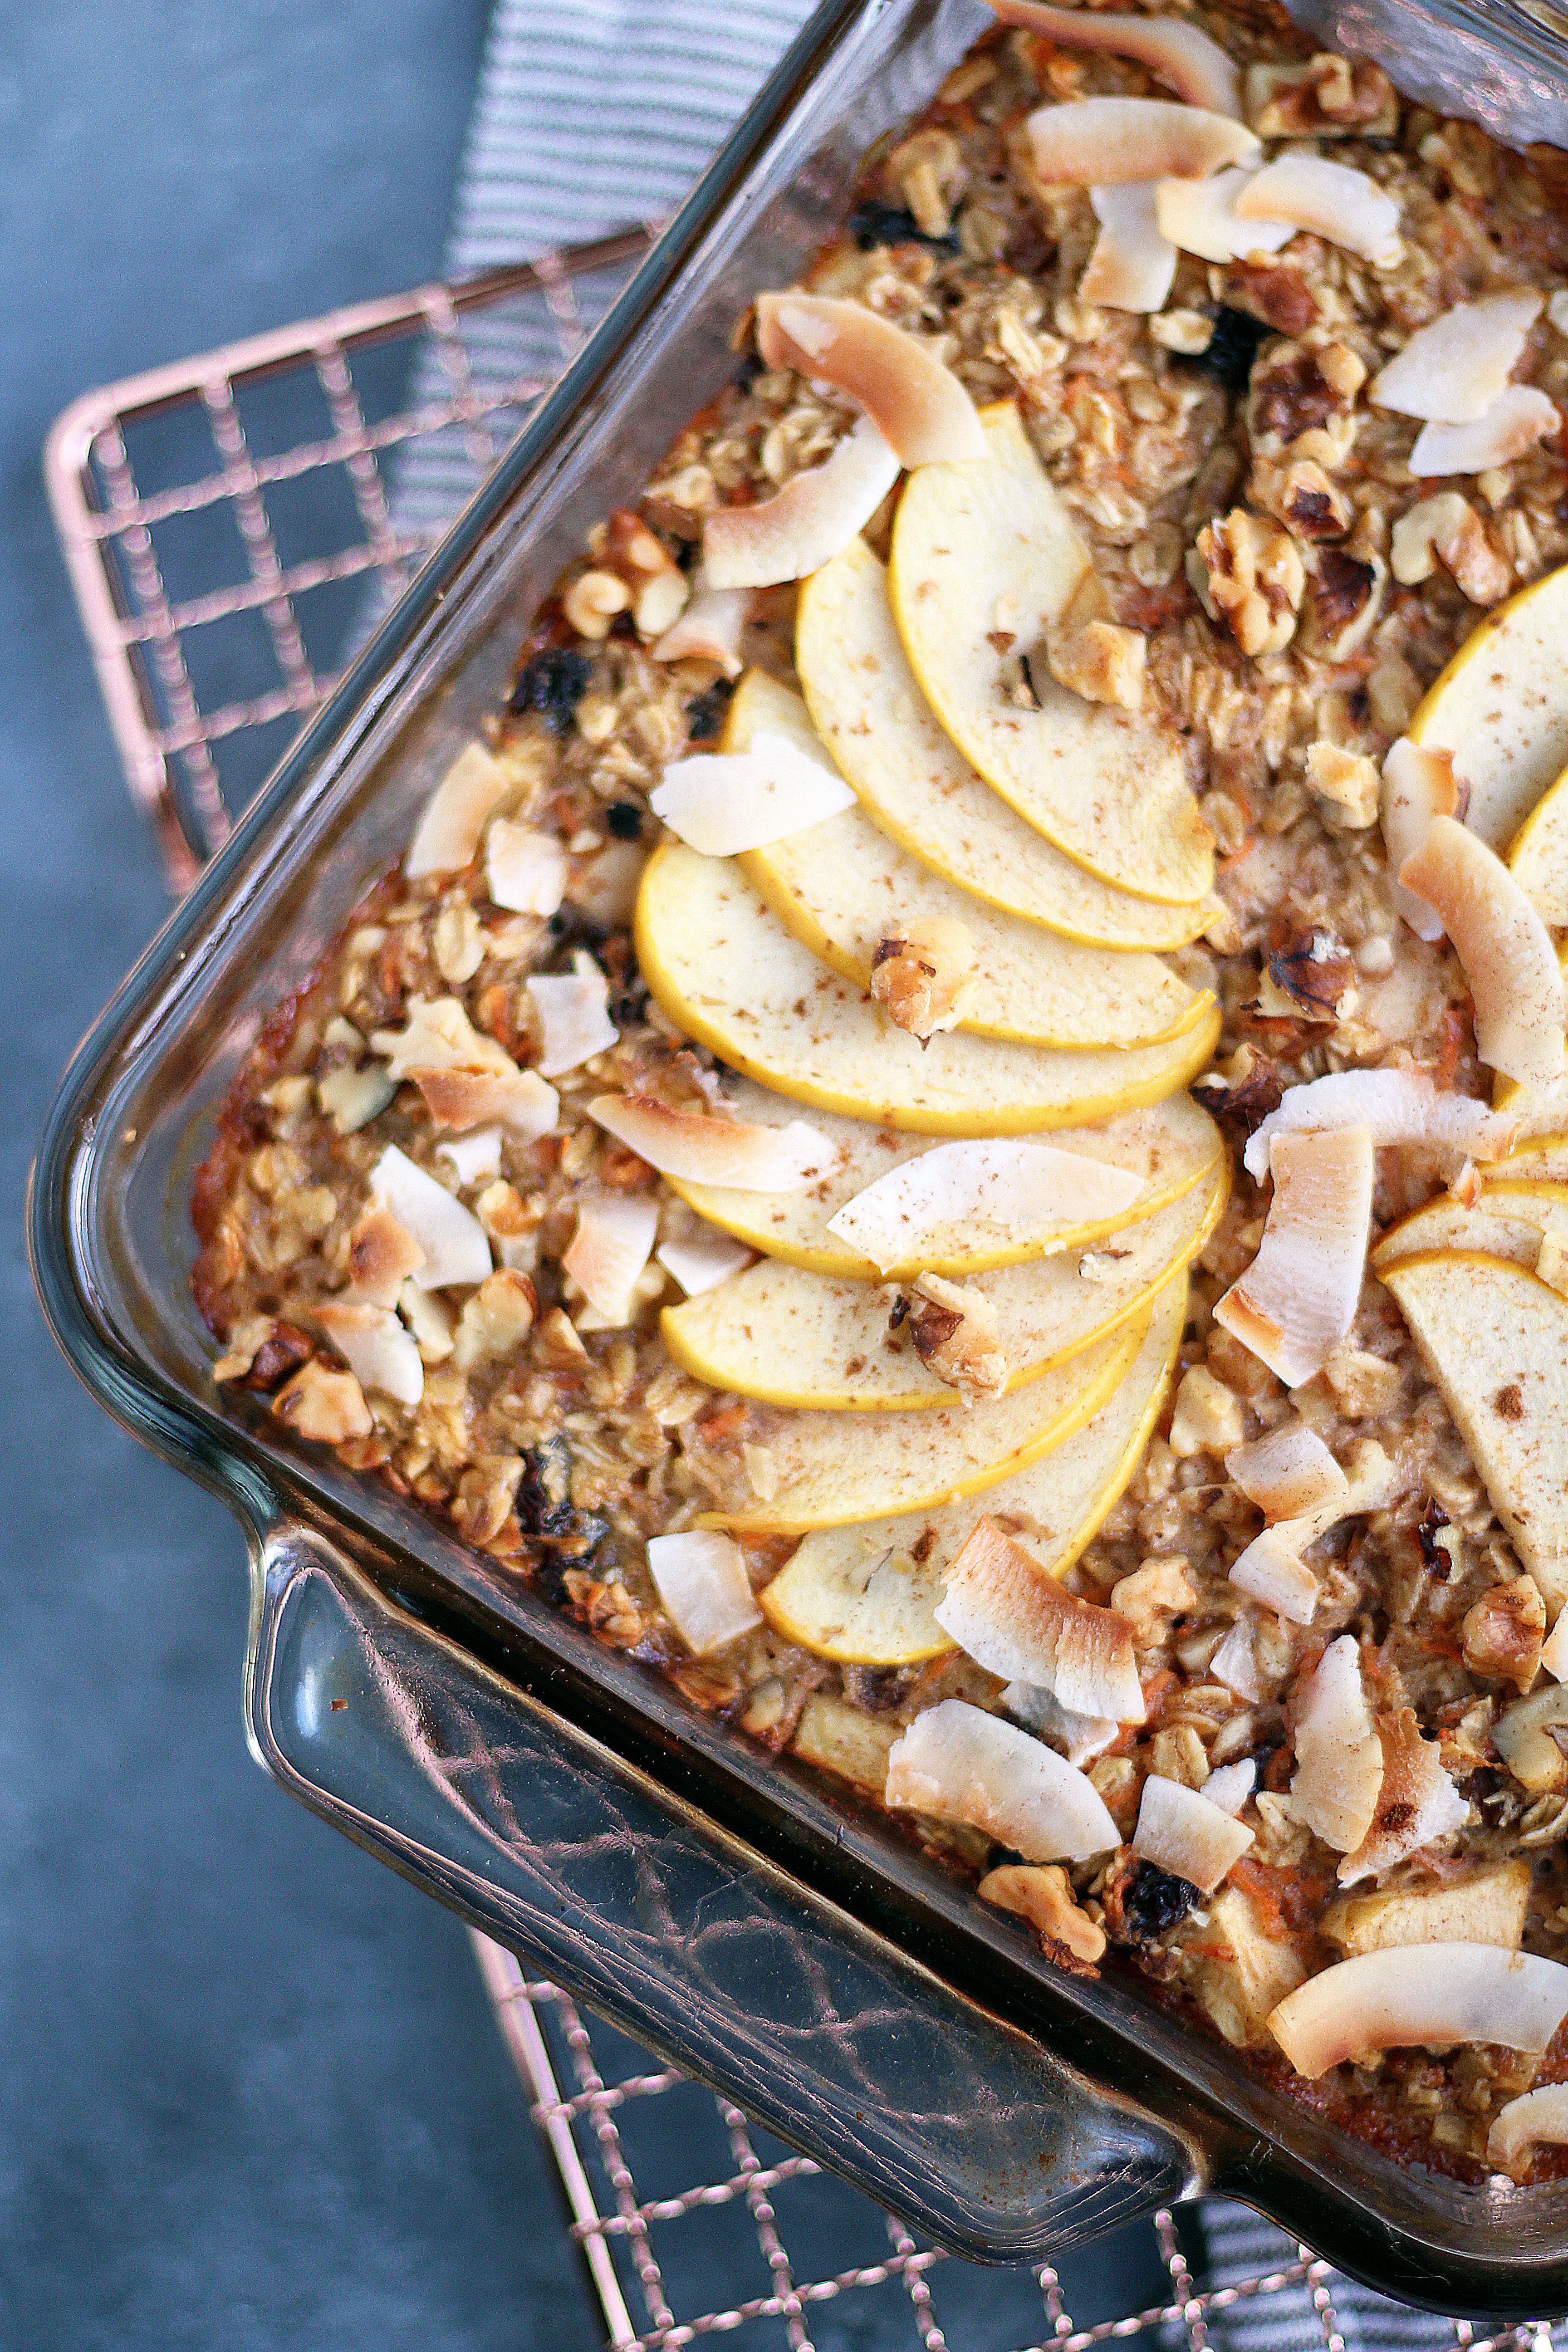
[896, 1271, 1009, 1401]
[1194, 510, 1305, 657]
[870, 915, 975, 1038]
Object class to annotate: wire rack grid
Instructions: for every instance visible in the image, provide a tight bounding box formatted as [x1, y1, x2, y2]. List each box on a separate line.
[44, 251, 1559, 2352]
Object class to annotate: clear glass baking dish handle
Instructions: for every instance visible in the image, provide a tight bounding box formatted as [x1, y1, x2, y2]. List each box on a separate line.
[247, 1520, 1196, 2259]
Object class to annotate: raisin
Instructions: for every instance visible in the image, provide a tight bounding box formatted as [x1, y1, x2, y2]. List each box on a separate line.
[518, 1438, 577, 1539]
[846, 200, 960, 257]
[1122, 1862, 1199, 1939]
[735, 349, 766, 392]
[508, 646, 593, 733]
[242, 1322, 315, 1393]
[686, 679, 735, 741]
[1417, 1498, 1454, 1577]
[1181, 307, 1269, 398]
[606, 800, 644, 841]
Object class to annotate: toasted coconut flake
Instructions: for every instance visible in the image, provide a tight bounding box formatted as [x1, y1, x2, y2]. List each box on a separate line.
[1337, 1708, 1468, 1885]
[485, 818, 568, 916]
[649, 728, 855, 855]
[1080, 184, 1177, 314]
[937, 1515, 1145, 1720]
[588, 1093, 828, 1191]
[703, 414, 902, 591]
[411, 1065, 559, 1143]
[1541, 1606, 1568, 1682]
[436, 1125, 502, 1187]
[1025, 97, 1257, 187]
[563, 1191, 659, 1323]
[826, 1139, 1143, 1276]
[1463, 1574, 1546, 1690]
[1291, 1635, 1383, 1853]
[647, 1529, 762, 1654]
[1133, 1773, 1254, 1895]
[1268, 1944, 1568, 2078]
[369, 1144, 492, 1291]
[1228, 1422, 1349, 1522]
[452, 1269, 536, 1371]
[346, 1206, 425, 1308]
[525, 955, 619, 1078]
[1489, 2084, 1568, 2175]
[755, 294, 985, 468]
[885, 1697, 1120, 1862]
[651, 572, 750, 675]
[1410, 384, 1560, 478]
[1210, 1618, 1267, 1702]
[1003, 1682, 1120, 1766]
[315, 1300, 425, 1407]
[406, 740, 512, 879]
[1243, 1068, 1514, 1182]
[1156, 167, 1296, 265]
[657, 1231, 753, 1297]
[990, 0, 1241, 114]
[978, 1862, 1106, 1965]
[1234, 154, 1399, 265]
[1205, 1759, 1256, 1815]
[1372, 288, 1543, 421]
[1381, 737, 1460, 943]
[1215, 1127, 1373, 1388]
[371, 994, 516, 1080]
[1400, 816, 1565, 1088]
[1229, 1528, 1319, 1625]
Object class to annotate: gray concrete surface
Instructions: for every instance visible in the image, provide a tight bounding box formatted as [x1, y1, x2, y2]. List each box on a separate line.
[0, 4, 601, 2343]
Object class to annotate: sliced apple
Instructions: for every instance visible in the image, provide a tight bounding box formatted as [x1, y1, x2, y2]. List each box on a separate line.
[1484, 1136, 1568, 1189]
[1509, 756, 1568, 927]
[1406, 559, 1568, 855]
[890, 405, 1214, 907]
[1380, 1249, 1568, 1609]
[664, 1164, 1222, 1409]
[797, 540, 1218, 951]
[669, 1078, 1223, 1278]
[725, 671, 1208, 1050]
[755, 1279, 1184, 1663]
[698, 1317, 1142, 1535]
[1371, 1187, 1567, 1273]
[636, 843, 1220, 1135]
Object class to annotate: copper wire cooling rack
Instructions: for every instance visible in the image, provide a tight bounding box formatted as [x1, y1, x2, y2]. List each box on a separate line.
[43, 248, 1557, 2351]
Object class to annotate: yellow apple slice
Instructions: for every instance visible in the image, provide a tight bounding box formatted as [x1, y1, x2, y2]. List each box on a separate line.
[888, 402, 1213, 906]
[1406, 560, 1568, 856]
[636, 844, 1221, 1135]
[725, 671, 1208, 1049]
[1484, 1136, 1568, 1188]
[755, 1277, 1183, 1661]
[664, 1159, 1222, 1409]
[668, 1078, 1223, 1277]
[699, 1317, 1143, 1535]
[1509, 758, 1568, 927]
[1380, 1250, 1568, 1610]
[797, 539, 1216, 951]
[1371, 1188, 1566, 1272]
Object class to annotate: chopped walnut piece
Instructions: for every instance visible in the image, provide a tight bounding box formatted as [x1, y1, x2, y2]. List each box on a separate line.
[212, 1313, 274, 1386]
[1192, 1045, 1284, 1135]
[1226, 262, 1319, 339]
[453, 1270, 538, 1370]
[451, 1454, 525, 1548]
[1306, 742, 1381, 829]
[1391, 493, 1512, 606]
[536, 1306, 589, 1367]
[1252, 458, 1351, 544]
[239, 1320, 317, 1393]
[905, 1272, 1009, 1401]
[1111, 1554, 1198, 1647]
[1261, 924, 1360, 1018]
[869, 916, 975, 1039]
[979, 1863, 1106, 1968]
[1196, 511, 1305, 657]
[1168, 1365, 1245, 1458]
[1301, 548, 1385, 660]
[1246, 53, 1399, 139]
[561, 568, 632, 640]
[603, 507, 690, 639]
[1462, 1577, 1546, 1692]
[1247, 341, 1353, 457]
[1044, 615, 1146, 710]
[272, 1357, 372, 1444]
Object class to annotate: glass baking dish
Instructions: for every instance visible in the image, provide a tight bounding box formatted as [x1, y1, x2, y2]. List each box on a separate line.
[30, 0, 1568, 2309]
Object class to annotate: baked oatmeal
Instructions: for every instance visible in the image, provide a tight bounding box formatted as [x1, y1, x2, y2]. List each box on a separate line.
[194, 0, 1568, 2183]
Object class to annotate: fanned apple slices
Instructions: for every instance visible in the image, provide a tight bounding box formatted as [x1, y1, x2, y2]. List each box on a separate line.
[636, 845, 1221, 1135]
[757, 1277, 1184, 1663]
[1373, 1185, 1568, 1273]
[727, 670, 1209, 1050]
[1407, 560, 1568, 859]
[667, 1078, 1223, 1278]
[796, 539, 1215, 952]
[888, 402, 1214, 907]
[698, 1317, 1142, 1536]
[664, 1158, 1224, 1409]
